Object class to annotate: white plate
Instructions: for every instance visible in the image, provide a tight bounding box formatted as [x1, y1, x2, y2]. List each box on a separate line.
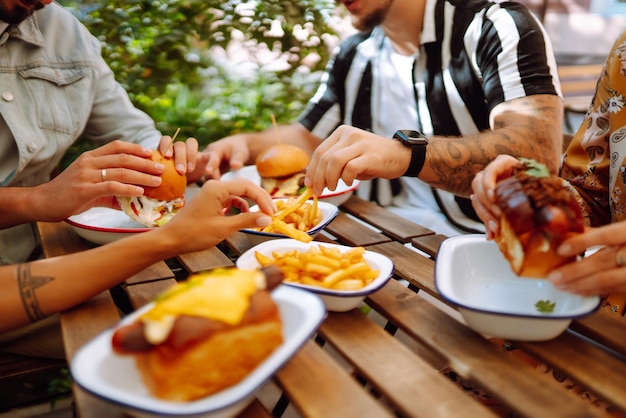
[435, 235, 601, 341]
[65, 188, 199, 245]
[240, 199, 339, 244]
[221, 166, 360, 206]
[236, 239, 394, 312]
[71, 285, 325, 418]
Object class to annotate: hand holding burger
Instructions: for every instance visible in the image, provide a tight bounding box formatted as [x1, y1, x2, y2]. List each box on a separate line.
[472, 157, 585, 278]
[117, 150, 187, 227]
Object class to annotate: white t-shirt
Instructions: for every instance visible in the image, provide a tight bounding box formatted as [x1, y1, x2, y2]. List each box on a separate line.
[357, 38, 484, 237]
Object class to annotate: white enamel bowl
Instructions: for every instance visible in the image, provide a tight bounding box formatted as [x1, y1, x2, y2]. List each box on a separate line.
[221, 165, 360, 206]
[435, 235, 601, 341]
[70, 285, 325, 418]
[240, 199, 339, 246]
[65, 188, 199, 245]
[236, 239, 394, 312]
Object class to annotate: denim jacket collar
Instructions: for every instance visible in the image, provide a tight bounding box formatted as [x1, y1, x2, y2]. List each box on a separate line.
[0, 14, 45, 47]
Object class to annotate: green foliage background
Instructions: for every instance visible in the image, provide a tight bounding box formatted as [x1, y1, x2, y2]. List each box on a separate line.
[59, 0, 341, 165]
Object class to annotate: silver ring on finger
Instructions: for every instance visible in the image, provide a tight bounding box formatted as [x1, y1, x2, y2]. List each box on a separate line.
[616, 245, 626, 268]
[101, 168, 107, 182]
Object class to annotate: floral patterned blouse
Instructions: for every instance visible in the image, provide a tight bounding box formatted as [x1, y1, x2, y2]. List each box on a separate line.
[561, 29, 626, 316]
[445, 32, 626, 418]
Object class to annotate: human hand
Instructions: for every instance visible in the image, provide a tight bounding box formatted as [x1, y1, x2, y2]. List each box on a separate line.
[305, 125, 409, 196]
[198, 134, 251, 181]
[470, 155, 522, 240]
[32, 141, 166, 221]
[155, 179, 274, 252]
[548, 223, 626, 296]
[157, 134, 199, 177]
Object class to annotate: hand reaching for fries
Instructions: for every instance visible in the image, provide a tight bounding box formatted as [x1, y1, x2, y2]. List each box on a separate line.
[254, 245, 379, 290]
[256, 188, 322, 242]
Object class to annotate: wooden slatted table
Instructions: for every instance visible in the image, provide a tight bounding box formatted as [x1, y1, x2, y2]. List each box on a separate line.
[36, 194, 626, 418]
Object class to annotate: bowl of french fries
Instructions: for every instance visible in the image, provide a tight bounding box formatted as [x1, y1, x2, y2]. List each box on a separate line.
[241, 190, 340, 245]
[236, 239, 394, 312]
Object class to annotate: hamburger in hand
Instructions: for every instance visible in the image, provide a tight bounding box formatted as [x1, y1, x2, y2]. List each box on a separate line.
[111, 266, 284, 402]
[117, 150, 186, 227]
[255, 144, 310, 197]
[493, 158, 585, 278]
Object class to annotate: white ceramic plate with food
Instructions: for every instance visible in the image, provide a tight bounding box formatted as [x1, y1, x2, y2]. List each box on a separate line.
[435, 234, 602, 341]
[240, 199, 339, 244]
[236, 239, 394, 312]
[65, 188, 199, 245]
[70, 285, 325, 418]
[221, 166, 360, 206]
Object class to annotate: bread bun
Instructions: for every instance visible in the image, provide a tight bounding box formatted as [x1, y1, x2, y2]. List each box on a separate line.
[256, 144, 310, 178]
[111, 267, 284, 402]
[143, 150, 186, 201]
[493, 159, 584, 278]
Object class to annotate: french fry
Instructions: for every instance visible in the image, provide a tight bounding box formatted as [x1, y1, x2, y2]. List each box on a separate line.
[273, 188, 312, 221]
[254, 245, 379, 290]
[271, 219, 313, 243]
[253, 188, 325, 242]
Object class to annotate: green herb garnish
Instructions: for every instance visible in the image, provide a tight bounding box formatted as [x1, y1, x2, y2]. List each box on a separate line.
[519, 158, 550, 178]
[535, 299, 556, 313]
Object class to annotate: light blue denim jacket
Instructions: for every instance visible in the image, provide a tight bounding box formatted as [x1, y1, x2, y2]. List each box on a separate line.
[0, 3, 161, 264]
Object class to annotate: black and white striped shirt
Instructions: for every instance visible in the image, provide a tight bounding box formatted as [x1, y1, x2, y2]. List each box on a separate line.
[298, 0, 561, 234]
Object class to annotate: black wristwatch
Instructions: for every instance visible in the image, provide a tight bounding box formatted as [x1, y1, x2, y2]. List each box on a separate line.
[393, 130, 428, 177]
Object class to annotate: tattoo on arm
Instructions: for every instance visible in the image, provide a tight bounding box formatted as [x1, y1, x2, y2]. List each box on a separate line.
[17, 263, 54, 323]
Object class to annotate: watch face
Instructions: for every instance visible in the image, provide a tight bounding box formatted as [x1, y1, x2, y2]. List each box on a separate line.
[394, 130, 428, 145]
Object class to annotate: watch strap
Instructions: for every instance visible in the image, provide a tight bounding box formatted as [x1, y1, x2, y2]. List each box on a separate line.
[402, 145, 426, 177]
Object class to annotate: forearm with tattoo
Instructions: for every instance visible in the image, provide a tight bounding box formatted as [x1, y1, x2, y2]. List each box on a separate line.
[422, 95, 563, 197]
[17, 263, 54, 323]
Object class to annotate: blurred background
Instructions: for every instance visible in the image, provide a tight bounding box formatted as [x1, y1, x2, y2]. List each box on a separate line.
[56, 0, 626, 160]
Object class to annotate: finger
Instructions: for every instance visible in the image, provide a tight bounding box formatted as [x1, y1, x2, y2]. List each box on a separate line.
[172, 140, 189, 175]
[305, 134, 336, 192]
[204, 152, 223, 179]
[228, 147, 249, 171]
[555, 268, 626, 296]
[98, 167, 162, 188]
[225, 196, 250, 213]
[559, 223, 626, 256]
[208, 179, 275, 215]
[93, 153, 166, 176]
[88, 140, 153, 159]
[158, 135, 174, 158]
[308, 141, 350, 196]
[184, 137, 199, 173]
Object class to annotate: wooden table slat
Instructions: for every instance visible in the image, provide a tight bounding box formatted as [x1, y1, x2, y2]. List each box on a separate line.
[340, 195, 436, 242]
[274, 340, 396, 418]
[176, 246, 234, 274]
[571, 308, 626, 357]
[124, 261, 175, 285]
[366, 280, 610, 418]
[320, 310, 499, 418]
[365, 241, 444, 302]
[36, 221, 91, 257]
[125, 278, 178, 310]
[515, 331, 626, 412]
[323, 212, 392, 247]
[410, 234, 448, 259]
